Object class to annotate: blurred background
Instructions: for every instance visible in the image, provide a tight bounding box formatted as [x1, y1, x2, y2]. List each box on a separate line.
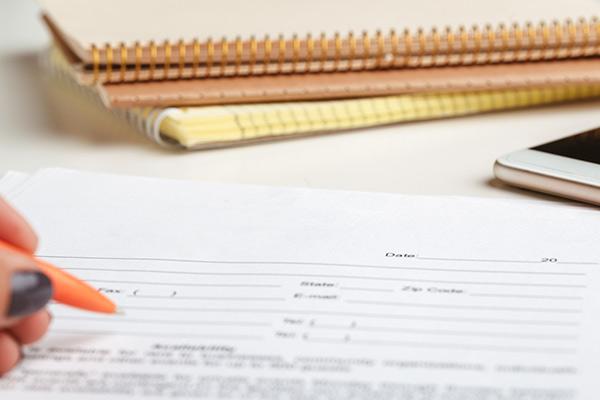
[1, 0, 599, 199]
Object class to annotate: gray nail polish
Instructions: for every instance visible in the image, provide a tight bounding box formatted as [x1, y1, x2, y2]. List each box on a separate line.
[7, 271, 53, 318]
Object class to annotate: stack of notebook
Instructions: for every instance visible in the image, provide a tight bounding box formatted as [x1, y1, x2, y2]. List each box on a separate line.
[40, 0, 600, 150]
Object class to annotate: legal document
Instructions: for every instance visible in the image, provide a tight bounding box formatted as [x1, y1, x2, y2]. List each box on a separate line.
[1, 168, 599, 400]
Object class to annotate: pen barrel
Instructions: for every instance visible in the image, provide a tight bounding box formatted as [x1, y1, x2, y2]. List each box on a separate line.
[0, 239, 115, 314]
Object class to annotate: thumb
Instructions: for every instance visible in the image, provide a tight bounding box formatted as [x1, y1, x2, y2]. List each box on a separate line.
[0, 250, 53, 328]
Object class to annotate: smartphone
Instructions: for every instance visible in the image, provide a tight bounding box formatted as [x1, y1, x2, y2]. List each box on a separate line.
[494, 126, 600, 206]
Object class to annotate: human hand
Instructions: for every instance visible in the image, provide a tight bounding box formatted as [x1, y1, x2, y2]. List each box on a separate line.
[0, 197, 52, 375]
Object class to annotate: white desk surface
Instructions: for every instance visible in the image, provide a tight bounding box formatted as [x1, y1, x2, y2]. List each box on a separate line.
[1, 0, 599, 202]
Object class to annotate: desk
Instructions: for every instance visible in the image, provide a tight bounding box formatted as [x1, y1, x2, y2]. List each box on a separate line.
[1, 0, 599, 201]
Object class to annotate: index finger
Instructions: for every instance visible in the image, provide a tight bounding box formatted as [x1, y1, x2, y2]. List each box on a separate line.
[0, 197, 38, 254]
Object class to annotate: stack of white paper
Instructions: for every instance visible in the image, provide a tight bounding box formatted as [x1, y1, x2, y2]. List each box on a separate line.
[0, 168, 598, 400]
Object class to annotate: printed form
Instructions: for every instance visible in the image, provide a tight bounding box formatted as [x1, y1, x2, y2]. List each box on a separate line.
[0, 168, 599, 400]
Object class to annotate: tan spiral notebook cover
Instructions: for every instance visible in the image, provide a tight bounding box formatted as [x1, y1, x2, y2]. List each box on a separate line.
[97, 59, 600, 107]
[40, 0, 600, 86]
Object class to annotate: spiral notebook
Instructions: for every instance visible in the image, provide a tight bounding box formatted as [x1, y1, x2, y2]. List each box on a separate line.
[39, 0, 600, 108]
[48, 47, 600, 150]
[40, 0, 600, 84]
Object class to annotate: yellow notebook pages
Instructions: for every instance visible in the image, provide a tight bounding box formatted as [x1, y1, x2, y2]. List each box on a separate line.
[48, 48, 600, 150]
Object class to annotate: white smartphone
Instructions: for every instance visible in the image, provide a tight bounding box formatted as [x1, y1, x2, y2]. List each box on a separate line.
[494, 126, 600, 206]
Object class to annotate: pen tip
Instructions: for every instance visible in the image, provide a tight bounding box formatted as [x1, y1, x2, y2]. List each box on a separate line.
[114, 308, 126, 315]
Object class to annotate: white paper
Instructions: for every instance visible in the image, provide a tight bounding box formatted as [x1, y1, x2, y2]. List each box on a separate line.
[1, 168, 599, 400]
[0, 171, 30, 196]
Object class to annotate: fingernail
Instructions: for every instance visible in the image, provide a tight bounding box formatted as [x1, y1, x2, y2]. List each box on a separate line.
[7, 271, 53, 318]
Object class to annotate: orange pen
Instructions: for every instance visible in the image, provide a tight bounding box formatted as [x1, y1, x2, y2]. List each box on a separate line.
[0, 240, 116, 314]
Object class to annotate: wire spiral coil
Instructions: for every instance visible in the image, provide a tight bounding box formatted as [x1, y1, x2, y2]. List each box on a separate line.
[88, 18, 600, 84]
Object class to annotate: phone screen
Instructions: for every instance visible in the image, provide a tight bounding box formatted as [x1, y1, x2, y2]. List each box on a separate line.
[532, 127, 600, 164]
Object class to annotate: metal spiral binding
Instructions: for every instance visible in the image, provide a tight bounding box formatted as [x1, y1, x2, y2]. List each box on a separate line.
[90, 18, 600, 84]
